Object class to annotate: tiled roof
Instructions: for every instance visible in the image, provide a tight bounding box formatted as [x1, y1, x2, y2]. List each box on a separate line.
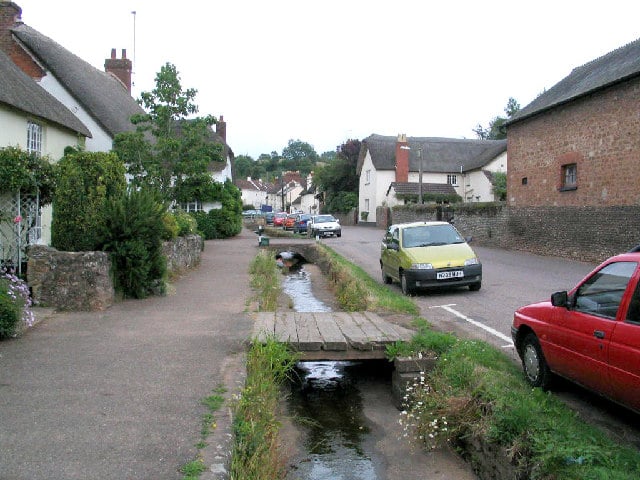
[508, 37, 640, 124]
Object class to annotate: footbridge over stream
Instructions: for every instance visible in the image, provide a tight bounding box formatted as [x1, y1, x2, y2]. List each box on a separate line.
[252, 311, 414, 360]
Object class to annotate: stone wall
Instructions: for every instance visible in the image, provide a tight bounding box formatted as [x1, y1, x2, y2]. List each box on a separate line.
[27, 245, 114, 311]
[377, 203, 640, 264]
[162, 234, 203, 275]
[28, 235, 203, 311]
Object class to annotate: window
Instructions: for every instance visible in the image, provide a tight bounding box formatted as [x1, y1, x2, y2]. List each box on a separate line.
[447, 174, 458, 186]
[365, 169, 371, 185]
[181, 200, 203, 212]
[574, 262, 637, 319]
[521, 177, 528, 185]
[561, 163, 577, 191]
[364, 199, 370, 212]
[27, 121, 42, 156]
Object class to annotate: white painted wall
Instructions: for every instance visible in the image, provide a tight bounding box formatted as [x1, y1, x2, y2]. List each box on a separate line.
[38, 74, 114, 151]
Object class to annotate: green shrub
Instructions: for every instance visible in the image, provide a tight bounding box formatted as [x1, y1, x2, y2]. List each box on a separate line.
[162, 211, 180, 240]
[174, 209, 198, 236]
[51, 151, 126, 251]
[98, 189, 167, 299]
[0, 286, 20, 338]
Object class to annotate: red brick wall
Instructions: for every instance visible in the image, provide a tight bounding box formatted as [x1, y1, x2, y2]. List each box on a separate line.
[507, 78, 640, 207]
[0, 2, 45, 78]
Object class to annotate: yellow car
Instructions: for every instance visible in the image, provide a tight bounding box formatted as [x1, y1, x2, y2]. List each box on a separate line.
[380, 221, 482, 295]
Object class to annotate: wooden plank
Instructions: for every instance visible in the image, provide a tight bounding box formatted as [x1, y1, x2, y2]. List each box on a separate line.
[362, 311, 415, 342]
[252, 312, 276, 343]
[313, 312, 348, 351]
[349, 311, 388, 346]
[332, 312, 371, 350]
[274, 311, 298, 344]
[296, 313, 323, 351]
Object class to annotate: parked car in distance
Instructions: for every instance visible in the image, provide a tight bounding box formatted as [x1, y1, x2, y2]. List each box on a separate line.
[293, 213, 312, 234]
[283, 213, 298, 230]
[242, 209, 262, 218]
[265, 212, 275, 225]
[379, 221, 481, 295]
[308, 214, 341, 238]
[512, 251, 640, 413]
[273, 212, 287, 227]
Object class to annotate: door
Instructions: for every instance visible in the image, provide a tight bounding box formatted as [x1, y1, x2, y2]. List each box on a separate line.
[608, 274, 640, 411]
[381, 226, 400, 281]
[549, 261, 637, 394]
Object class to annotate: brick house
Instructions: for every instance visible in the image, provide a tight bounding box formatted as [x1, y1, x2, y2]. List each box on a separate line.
[506, 37, 640, 207]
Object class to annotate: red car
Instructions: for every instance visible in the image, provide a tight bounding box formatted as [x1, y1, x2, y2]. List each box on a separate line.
[512, 250, 640, 413]
[283, 213, 297, 231]
[273, 212, 287, 227]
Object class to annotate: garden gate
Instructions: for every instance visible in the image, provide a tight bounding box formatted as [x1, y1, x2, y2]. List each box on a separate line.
[0, 191, 40, 275]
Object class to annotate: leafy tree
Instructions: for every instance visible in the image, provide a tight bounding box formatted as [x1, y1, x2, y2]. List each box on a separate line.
[492, 171, 507, 201]
[281, 139, 318, 175]
[313, 139, 361, 212]
[113, 63, 223, 203]
[474, 97, 521, 140]
[51, 151, 127, 251]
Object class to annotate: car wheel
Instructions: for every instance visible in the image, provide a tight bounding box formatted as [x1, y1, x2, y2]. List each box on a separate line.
[337, 231, 342, 237]
[400, 273, 414, 295]
[469, 282, 481, 291]
[381, 266, 392, 284]
[521, 333, 551, 389]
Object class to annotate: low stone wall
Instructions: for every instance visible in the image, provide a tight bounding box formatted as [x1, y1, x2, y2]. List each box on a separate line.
[163, 234, 203, 275]
[27, 235, 203, 311]
[377, 203, 640, 264]
[27, 245, 114, 311]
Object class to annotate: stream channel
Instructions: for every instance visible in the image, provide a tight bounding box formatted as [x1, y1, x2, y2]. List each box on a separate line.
[278, 261, 477, 480]
[281, 263, 389, 479]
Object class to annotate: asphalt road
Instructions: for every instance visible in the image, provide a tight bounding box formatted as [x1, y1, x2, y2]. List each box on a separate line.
[325, 225, 640, 447]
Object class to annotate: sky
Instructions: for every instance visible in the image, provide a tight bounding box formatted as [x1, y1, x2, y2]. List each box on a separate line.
[14, 0, 640, 159]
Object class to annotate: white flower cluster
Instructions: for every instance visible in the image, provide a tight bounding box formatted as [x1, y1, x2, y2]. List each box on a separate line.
[1, 270, 35, 328]
[397, 372, 448, 450]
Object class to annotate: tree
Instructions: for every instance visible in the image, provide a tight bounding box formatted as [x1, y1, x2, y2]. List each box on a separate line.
[313, 139, 361, 213]
[492, 172, 507, 201]
[473, 97, 521, 140]
[113, 63, 223, 203]
[281, 139, 318, 175]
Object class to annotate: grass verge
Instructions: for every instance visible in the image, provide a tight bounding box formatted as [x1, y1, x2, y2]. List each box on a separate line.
[394, 319, 640, 479]
[229, 338, 298, 479]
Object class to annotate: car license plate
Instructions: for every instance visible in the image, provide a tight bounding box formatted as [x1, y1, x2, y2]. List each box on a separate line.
[437, 270, 463, 280]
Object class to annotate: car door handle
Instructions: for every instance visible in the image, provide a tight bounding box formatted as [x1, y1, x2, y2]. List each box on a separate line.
[593, 330, 605, 339]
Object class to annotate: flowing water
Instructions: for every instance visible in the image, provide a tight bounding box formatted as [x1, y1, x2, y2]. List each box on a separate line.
[281, 263, 388, 480]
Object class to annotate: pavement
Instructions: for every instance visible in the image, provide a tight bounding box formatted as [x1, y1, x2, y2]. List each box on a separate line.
[0, 228, 262, 480]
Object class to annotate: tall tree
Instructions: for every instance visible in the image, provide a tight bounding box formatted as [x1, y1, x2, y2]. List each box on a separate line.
[473, 97, 521, 140]
[113, 63, 223, 202]
[281, 139, 318, 175]
[313, 139, 361, 212]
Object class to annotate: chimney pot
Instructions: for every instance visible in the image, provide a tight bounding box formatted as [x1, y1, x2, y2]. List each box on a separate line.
[121, 48, 126, 59]
[110, 48, 116, 59]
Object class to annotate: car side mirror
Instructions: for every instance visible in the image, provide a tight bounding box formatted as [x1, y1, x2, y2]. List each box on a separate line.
[551, 291, 568, 308]
[465, 236, 473, 243]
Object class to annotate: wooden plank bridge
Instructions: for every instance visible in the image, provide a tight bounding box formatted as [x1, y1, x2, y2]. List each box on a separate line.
[252, 311, 414, 360]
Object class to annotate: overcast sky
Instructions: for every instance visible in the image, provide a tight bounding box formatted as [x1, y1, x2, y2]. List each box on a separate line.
[15, 0, 640, 159]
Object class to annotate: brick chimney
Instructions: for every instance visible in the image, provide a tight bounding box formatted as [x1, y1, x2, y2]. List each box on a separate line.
[104, 48, 132, 93]
[216, 115, 226, 142]
[395, 133, 409, 182]
[0, 2, 20, 54]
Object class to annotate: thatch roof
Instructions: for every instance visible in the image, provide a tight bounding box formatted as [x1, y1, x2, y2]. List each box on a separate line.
[388, 182, 458, 196]
[508, 37, 640, 125]
[0, 48, 90, 137]
[357, 134, 506, 175]
[11, 23, 145, 137]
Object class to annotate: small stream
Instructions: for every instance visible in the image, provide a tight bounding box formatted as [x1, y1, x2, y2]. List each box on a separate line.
[280, 262, 387, 480]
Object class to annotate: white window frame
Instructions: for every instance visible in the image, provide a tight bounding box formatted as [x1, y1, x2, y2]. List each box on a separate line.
[181, 200, 203, 212]
[27, 121, 43, 156]
[447, 174, 458, 186]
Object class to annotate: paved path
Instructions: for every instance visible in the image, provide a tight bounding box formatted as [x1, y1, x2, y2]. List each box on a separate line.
[0, 230, 257, 480]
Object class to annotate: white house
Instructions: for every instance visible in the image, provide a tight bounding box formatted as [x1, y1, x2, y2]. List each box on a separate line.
[0, 48, 89, 265]
[357, 134, 507, 223]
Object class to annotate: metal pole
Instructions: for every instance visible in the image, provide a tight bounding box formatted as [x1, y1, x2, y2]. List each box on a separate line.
[418, 147, 423, 204]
